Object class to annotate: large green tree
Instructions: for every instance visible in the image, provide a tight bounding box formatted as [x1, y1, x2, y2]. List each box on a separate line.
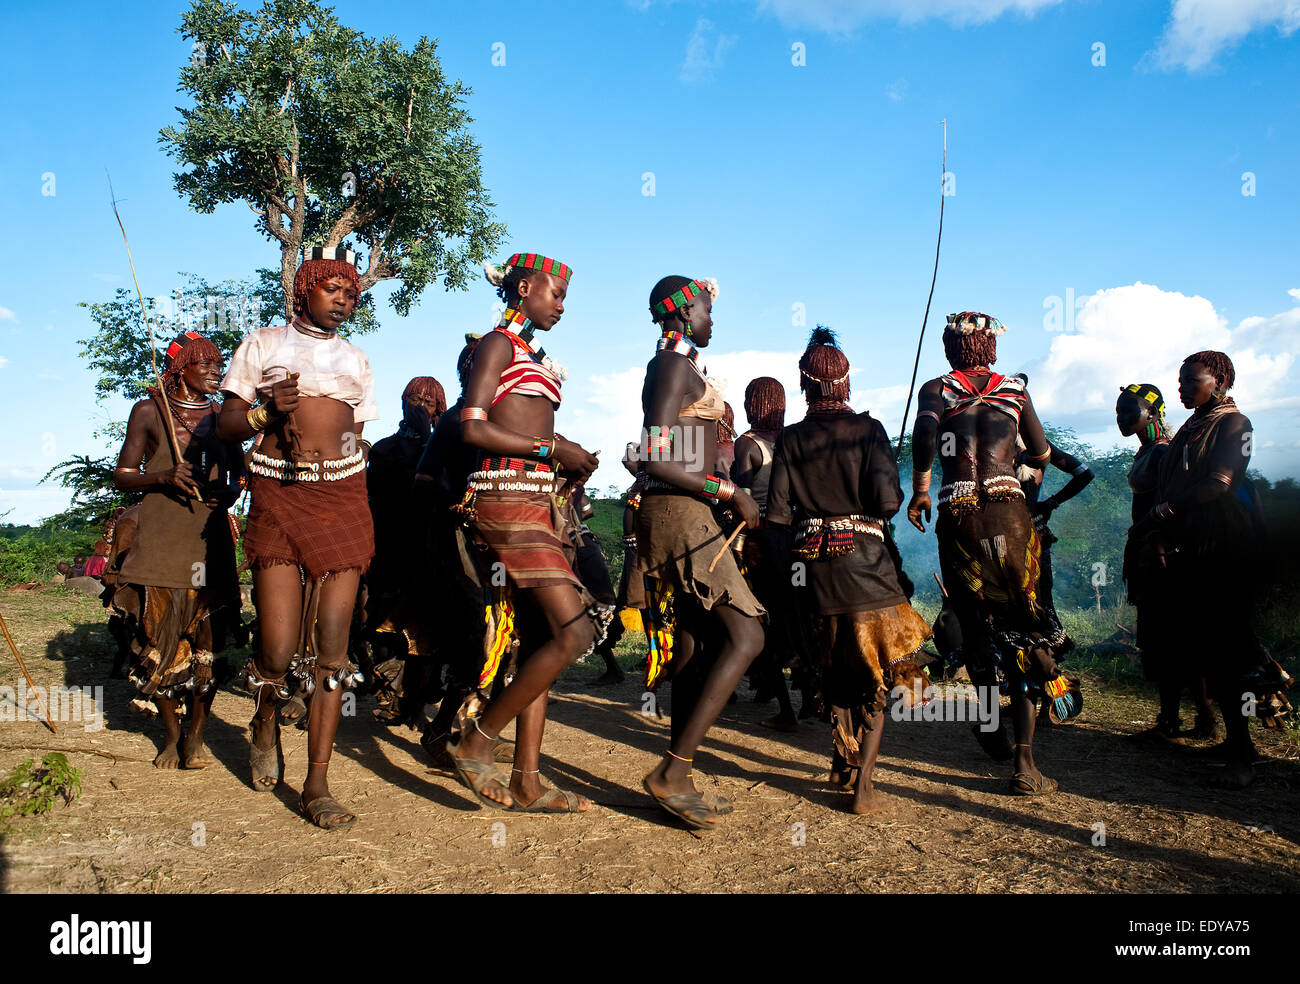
[160, 0, 504, 319]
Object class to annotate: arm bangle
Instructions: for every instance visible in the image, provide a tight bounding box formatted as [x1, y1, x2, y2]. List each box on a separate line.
[461, 406, 488, 422]
[913, 469, 931, 494]
[1155, 501, 1174, 520]
[700, 474, 735, 503]
[532, 437, 553, 459]
[114, 467, 141, 474]
[246, 405, 274, 432]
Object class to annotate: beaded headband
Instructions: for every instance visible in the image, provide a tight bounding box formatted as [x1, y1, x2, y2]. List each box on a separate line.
[488, 253, 573, 284]
[304, 246, 356, 265]
[650, 278, 719, 319]
[1121, 383, 1165, 414]
[945, 311, 1007, 336]
[165, 331, 206, 366]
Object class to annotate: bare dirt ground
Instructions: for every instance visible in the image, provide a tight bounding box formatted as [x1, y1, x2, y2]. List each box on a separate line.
[1, 587, 1297, 894]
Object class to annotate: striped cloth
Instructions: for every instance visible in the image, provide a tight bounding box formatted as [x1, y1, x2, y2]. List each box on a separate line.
[939, 370, 1026, 423]
[489, 327, 563, 409]
[469, 490, 581, 589]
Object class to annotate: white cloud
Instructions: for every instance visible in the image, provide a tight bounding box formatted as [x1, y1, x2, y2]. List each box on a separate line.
[1148, 0, 1300, 71]
[0, 355, 8, 369]
[1029, 282, 1299, 423]
[754, 0, 1062, 31]
[0, 306, 16, 322]
[885, 78, 908, 102]
[681, 18, 737, 83]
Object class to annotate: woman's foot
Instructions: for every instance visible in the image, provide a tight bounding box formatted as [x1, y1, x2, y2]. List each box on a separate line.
[851, 781, 891, 815]
[154, 742, 181, 769]
[508, 774, 592, 813]
[643, 757, 721, 829]
[249, 714, 281, 791]
[181, 731, 213, 769]
[447, 729, 513, 808]
[301, 791, 357, 830]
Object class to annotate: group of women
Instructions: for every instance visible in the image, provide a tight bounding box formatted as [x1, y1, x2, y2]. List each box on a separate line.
[106, 245, 1290, 833]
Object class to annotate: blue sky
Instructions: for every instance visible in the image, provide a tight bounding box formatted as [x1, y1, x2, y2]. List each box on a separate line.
[2, 0, 1298, 522]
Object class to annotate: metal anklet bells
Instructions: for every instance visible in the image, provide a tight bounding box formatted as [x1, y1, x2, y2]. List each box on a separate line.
[288, 652, 365, 695]
[242, 656, 291, 700]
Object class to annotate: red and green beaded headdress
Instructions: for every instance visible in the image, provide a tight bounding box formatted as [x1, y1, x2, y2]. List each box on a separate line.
[499, 252, 573, 283]
[650, 278, 713, 320]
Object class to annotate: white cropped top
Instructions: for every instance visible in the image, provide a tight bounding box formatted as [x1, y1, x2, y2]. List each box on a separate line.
[221, 319, 378, 422]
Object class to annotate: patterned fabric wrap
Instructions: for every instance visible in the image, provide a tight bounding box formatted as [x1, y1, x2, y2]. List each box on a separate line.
[112, 584, 221, 708]
[641, 577, 676, 690]
[939, 371, 1027, 424]
[487, 326, 564, 407]
[937, 501, 1073, 696]
[479, 582, 516, 690]
[244, 470, 374, 578]
[468, 490, 582, 590]
[794, 515, 884, 559]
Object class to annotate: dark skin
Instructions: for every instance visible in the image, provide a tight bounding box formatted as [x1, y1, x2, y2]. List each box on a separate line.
[641, 293, 764, 822]
[1117, 392, 1215, 741]
[731, 423, 797, 729]
[1166, 361, 1256, 786]
[1116, 393, 1164, 520]
[907, 361, 1054, 790]
[453, 269, 601, 811]
[113, 356, 236, 769]
[217, 275, 366, 819]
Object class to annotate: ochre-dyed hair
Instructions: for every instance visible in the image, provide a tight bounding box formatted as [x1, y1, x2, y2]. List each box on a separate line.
[744, 376, 786, 432]
[943, 329, 997, 370]
[91, 539, 110, 558]
[1183, 350, 1235, 391]
[799, 326, 851, 402]
[718, 402, 735, 451]
[161, 332, 222, 388]
[401, 376, 447, 415]
[292, 258, 361, 317]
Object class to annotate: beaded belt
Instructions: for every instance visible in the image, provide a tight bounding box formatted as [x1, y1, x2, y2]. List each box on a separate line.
[248, 449, 366, 482]
[478, 456, 554, 474]
[467, 462, 559, 494]
[795, 514, 883, 558]
[938, 475, 1024, 514]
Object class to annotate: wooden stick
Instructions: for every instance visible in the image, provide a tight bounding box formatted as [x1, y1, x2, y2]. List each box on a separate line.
[708, 523, 746, 573]
[932, 571, 949, 599]
[0, 611, 57, 734]
[107, 174, 188, 489]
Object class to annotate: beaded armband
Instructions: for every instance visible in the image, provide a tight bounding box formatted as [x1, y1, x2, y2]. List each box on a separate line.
[645, 426, 673, 457]
[532, 437, 553, 459]
[461, 406, 488, 422]
[700, 474, 736, 504]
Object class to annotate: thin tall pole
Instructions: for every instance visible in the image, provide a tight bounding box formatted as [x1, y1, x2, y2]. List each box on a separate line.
[896, 119, 947, 459]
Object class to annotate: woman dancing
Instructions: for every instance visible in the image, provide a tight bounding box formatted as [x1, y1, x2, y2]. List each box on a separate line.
[636, 275, 765, 830]
[446, 252, 601, 812]
[767, 328, 932, 813]
[218, 247, 376, 829]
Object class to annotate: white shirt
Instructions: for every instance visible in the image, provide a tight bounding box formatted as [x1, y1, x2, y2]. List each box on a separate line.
[222, 321, 378, 423]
